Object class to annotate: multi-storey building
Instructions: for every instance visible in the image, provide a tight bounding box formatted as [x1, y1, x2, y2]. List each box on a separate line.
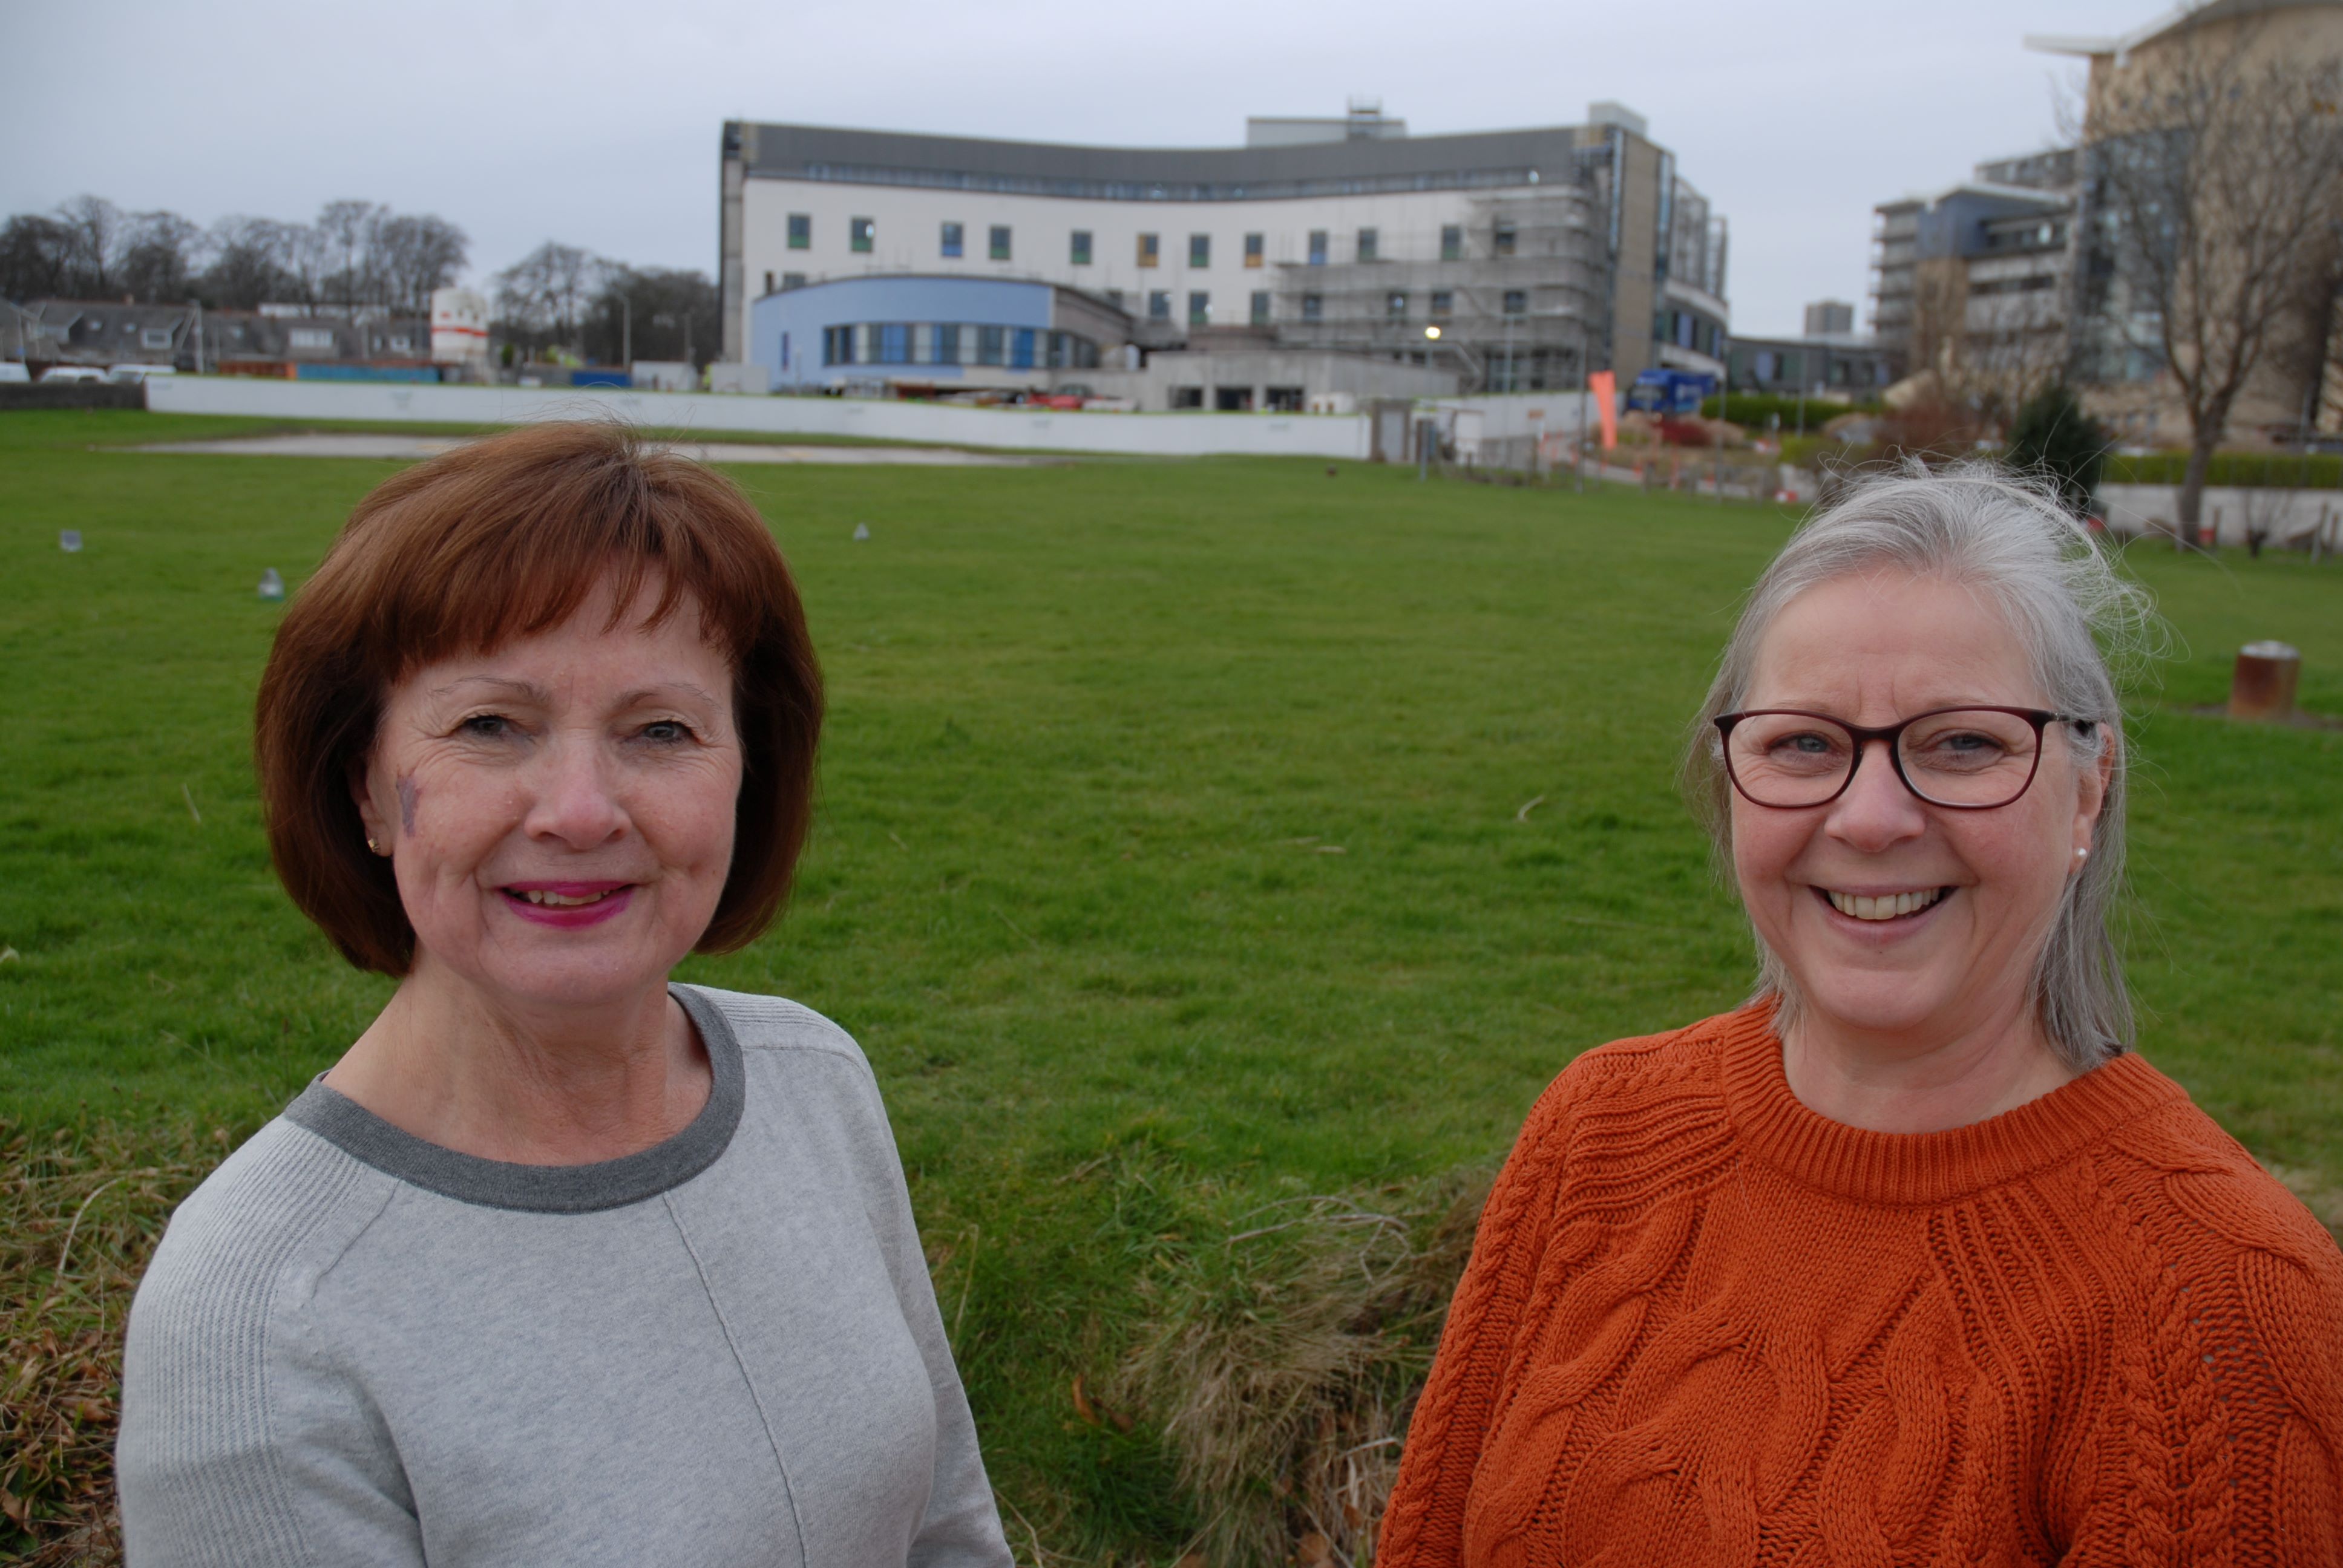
[1869, 157, 2074, 394]
[718, 103, 1729, 400]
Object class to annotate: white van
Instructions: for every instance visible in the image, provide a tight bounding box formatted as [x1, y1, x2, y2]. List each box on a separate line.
[0, 362, 28, 383]
[39, 365, 105, 384]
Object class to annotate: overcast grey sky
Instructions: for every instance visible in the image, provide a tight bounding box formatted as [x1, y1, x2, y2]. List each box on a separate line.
[5, 0, 2151, 336]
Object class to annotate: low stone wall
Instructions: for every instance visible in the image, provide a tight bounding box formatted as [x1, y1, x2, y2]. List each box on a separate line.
[142, 375, 1375, 460]
[2096, 483, 2343, 547]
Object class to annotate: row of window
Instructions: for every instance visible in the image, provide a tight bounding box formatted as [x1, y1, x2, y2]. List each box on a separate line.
[815, 322, 1103, 370]
[780, 213, 1525, 267]
[1293, 289, 1530, 324]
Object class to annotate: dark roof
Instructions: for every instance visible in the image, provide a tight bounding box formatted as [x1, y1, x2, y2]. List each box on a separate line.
[729, 120, 1611, 203]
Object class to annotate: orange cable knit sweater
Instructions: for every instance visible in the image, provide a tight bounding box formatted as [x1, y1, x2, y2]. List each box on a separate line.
[1378, 1006, 2343, 1567]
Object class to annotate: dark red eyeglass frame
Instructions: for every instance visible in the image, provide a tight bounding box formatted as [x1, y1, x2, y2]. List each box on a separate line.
[1713, 705, 2098, 811]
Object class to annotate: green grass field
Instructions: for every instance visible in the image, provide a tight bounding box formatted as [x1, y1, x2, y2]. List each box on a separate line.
[3, 409, 2339, 1559]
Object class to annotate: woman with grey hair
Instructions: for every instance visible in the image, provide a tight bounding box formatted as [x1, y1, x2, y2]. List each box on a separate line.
[1379, 471, 2343, 1566]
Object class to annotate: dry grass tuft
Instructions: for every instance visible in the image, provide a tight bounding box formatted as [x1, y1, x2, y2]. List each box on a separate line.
[1112, 1169, 1490, 1568]
[1, 1121, 212, 1566]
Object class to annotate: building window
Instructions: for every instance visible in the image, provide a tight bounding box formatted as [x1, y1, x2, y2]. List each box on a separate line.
[1012, 328, 1036, 368]
[289, 326, 335, 351]
[782, 272, 805, 290]
[1386, 290, 1408, 319]
[1308, 230, 1328, 266]
[1504, 290, 1527, 316]
[142, 325, 175, 350]
[877, 324, 910, 364]
[1754, 350, 1777, 381]
[937, 325, 961, 365]
[1105, 289, 1124, 310]
[1188, 291, 1210, 326]
[1429, 290, 1453, 318]
[1148, 290, 1171, 321]
[1244, 232, 1264, 268]
[1190, 234, 1210, 268]
[1172, 387, 1204, 410]
[1216, 387, 1253, 411]
[788, 214, 810, 250]
[762, 270, 775, 295]
[977, 325, 1006, 365]
[1357, 228, 1379, 262]
[1250, 290, 1270, 325]
[1138, 233, 1160, 268]
[823, 325, 854, 365]
[1265, 385, 1304, 411]
[850, 217, 874, 253]
[1302, 292, 1323, 322]
[1071, 230, 1092, 266]
[1440, 224, 1462, 261]
[989, 225, 1012, 261]
[1493, 220, 1516, 257]
[940, 222, 963, 258]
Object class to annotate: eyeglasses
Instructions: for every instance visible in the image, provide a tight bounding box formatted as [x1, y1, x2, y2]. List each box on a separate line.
[1714, 706, 2098, 811]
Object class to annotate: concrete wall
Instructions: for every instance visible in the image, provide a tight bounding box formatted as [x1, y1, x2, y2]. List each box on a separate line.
[142, 374, 1374, 459]
[2097, 483, 2343, 546]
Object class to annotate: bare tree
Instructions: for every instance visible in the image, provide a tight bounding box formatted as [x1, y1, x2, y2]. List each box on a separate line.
[117, 211, 205, 302]
[53, 195, 124, 297]
[315, 200, 379, 311]
[494, 241, 596, 357]
[2076, 19, 2343, 529]
[0, 213, 75, 300]
[373, 214, 468, 316]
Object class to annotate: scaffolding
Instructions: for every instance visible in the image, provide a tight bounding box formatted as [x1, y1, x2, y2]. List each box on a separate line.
[1270, 186, 1613, 393]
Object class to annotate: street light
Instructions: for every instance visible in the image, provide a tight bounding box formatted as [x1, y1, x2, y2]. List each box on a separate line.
[1423, 325, 1441, 340]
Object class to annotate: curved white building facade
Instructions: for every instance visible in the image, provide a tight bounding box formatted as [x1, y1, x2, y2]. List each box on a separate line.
[720, 106, 1728, 397]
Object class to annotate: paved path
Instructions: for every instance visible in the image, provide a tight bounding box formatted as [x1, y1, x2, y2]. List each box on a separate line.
[134, 433, 1053, 466]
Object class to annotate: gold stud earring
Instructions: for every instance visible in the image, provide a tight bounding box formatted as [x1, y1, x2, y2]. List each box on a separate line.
[367, 835, 383, 855]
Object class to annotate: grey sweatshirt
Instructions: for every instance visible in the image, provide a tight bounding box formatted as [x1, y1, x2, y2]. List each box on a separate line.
[117, 985, 1014, 1568]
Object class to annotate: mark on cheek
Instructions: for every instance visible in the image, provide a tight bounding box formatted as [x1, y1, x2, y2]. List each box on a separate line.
[396, 775, 419, 837]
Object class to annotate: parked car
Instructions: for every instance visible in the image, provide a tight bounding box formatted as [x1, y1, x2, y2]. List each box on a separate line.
[0, 362, 29, 383]
[109, 364, 177, 383]
[39, 365, 105, 384]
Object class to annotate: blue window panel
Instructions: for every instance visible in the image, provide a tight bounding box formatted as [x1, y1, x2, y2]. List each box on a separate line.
[880, 324, 910, 364]
[1011, 328, 1035, 368]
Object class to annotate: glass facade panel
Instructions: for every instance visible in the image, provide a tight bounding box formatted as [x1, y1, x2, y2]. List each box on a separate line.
[937, 325, 961, 365]
[978, 325, 1005, 365]
[1011, 328, 1035, 368]
[940, 222, 963, 258]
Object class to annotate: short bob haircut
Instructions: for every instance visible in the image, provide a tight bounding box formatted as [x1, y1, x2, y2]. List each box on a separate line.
[1683, 466, 2158, 1072]
[255, 420, 823, 975]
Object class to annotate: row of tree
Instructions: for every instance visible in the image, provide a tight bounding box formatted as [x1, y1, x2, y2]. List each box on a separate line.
[0, 196, 468, 317]
[0, 195, 721, 369]
[493, 242, 719, 369]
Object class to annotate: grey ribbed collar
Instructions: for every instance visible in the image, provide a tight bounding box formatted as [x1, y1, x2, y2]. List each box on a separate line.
[283, 985, 744, 1214]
